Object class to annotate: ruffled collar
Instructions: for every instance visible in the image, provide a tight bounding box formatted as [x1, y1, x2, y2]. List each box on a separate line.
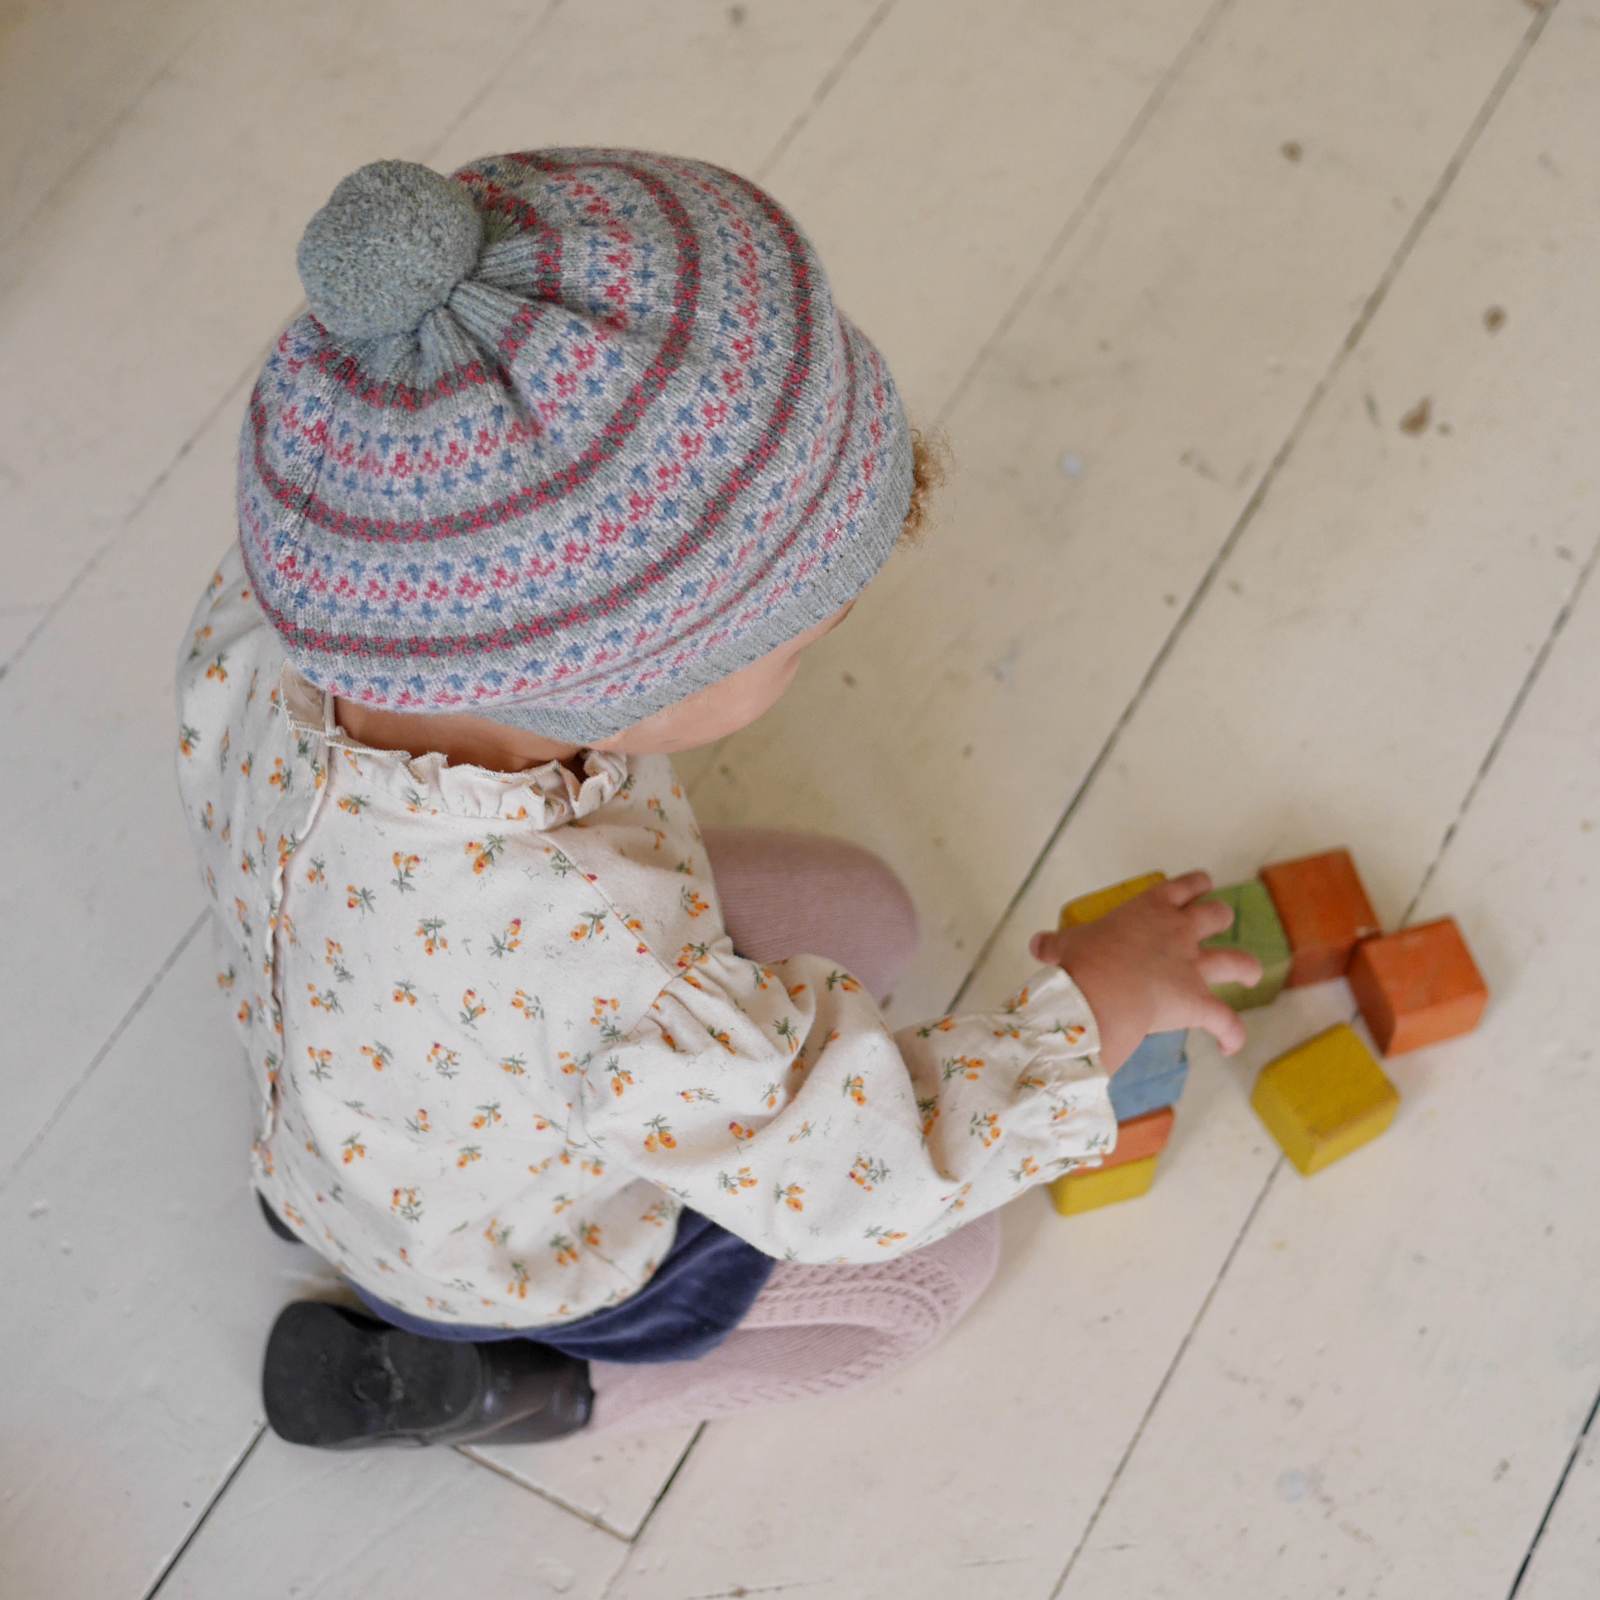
[279, 663, 629, 828]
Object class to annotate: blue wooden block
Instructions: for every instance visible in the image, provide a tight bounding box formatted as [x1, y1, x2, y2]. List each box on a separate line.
[1109, 1030, 1190, 1121]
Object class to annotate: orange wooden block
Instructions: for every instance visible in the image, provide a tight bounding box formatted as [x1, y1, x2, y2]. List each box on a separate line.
[1098, 1106, 1175, 1172]
[1261, 848, 1381, 986]
[1348, 917, 1488, 1055]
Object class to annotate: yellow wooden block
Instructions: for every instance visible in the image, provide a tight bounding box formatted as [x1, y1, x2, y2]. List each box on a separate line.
[1059, 871, 1167, 929]
[1250, 1023, 1398, 1176]
[1049, 1154, 1160, 1215]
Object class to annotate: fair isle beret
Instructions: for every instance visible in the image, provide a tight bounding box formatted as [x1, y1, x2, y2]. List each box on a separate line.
[237, 150, 914, 742]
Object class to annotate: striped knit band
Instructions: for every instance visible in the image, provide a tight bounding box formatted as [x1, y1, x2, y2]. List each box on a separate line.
[238, 149, 915, 742]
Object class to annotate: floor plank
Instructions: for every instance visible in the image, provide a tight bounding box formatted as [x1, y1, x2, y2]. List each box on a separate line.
[1064, 536, 1600, 1598]
[156, 1435, 628, 1600]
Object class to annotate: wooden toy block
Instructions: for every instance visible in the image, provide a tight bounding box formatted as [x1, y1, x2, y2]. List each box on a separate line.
[1200, 879, 1291, 1010]
[1050, 1154, 1159, 1216]
[1260, 848, 1381, 986]
[1108, 1030, 1189, 1121]
[1098, 1106, 1175, 1172]
[1348, 917, 1487, 1055]
[1059, 871, 1166, 929]
[1251, 1023, 1398, 1176]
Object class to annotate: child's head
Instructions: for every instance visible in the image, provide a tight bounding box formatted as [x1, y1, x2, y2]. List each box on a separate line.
[243, 151, 935, 760]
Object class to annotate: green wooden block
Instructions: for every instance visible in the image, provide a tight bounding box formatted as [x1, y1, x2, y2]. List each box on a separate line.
[1202, 879, 1291, 1011]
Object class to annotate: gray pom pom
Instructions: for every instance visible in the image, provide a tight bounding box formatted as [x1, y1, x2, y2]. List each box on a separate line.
[296, 160, 484, 340]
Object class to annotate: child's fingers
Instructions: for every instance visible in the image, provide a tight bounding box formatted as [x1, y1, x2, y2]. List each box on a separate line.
[1193, 994, 1248, 1056]
[1029, 930, 1061, 965]
[1187, 897, 1236, 941]
[1164, 869, 1215, 908]
[1197, 948, 1265, 992]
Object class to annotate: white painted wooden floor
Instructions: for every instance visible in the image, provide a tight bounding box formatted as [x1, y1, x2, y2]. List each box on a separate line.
[4, 1, 1598, 1595]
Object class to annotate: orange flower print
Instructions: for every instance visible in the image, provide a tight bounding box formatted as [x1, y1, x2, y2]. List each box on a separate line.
[943, 1055, 986, 1083]
[347, 885, 376, 914]
[679, 1086, 718, 1104]
[1003, 985, 1031, 1013]
[606, 1057, 635, 1098]
[680, 886, 711, 919]
[916, 1017, 957, 1038]
[490, 918, 523, 958]
[305, 857, 326, 886]
[390, 851, 420, 893]
[706, 1025, 734, 1053]
[427, 1042, 461, 1079]
[178, 724, 201, 758]
[849, 1155, 889, 1192]
[728, 1121, 757, 1142]
[581, 1155, 606, 1179]
[391, 1187, 423, 1222]
[787, 1120, 813, 1144]
[641, 1199, 672, 1227]
[717, 1167, 758, 1195]
[499, 1054, 528, 1077]
[306, 1047, 334, 1082]
[866, 1226, 908, 1249]
[340, 1133, 366, 1164]
[571, 910, 607, 942]
[323, 939, 352, 981]
[551, 1234, 580, 1268]
[578, 1221, 602, 1250]
[1051, 1021, 1089, 1047]
[551, 1192, 574, 1215]
[471, 1102, 504, 1131]
[969, 1111, 1003, 1150]
[643, 1115, 677, 1153]
[459, 989, 486, 1027]
[200, 800, 216, 833]
[648, 826, 667, 853]
[190, 620, 215, 655]
[555, 1048, 588, 1077]
[405, 1109, 431, 1135]
[825, 970, 862, 993]
[786, 980, 809, 1001]
[1011, 1155, 1040, 1183]
[266, 756, 292, 793]
[456, 1145, 483, 1168]
[239, 850, 256, 877]
[465, 835, 505, 874]
[416, 916, 448, 954]
[236, 998, 254, 1026]
[992, 1022, 1022, 1041]
[507, 1261, 531, 1299]
[918, 1096, 941, 1139]
[511, 988, 545, 1022]
[760, 1080, 783, 1110]
[359, 1041, 392, 1072]
[204, 652, 229, 683]
[646, 796, 668, 824]
[590, 995, 620, 1026]
[776, 1182, 805, 1212]
[775, 1017, 801, 1054]
[392, 979, 418, 1006]
[484, 1218, 511, 1247]
[336, 793, 370, 816]
[307, 983, 342, 1014]
[842, 1074, 868, 1107]
[216, 966, 236, 990]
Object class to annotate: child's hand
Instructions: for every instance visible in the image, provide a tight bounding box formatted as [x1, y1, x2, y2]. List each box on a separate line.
[1028, 871, 1263, 1073]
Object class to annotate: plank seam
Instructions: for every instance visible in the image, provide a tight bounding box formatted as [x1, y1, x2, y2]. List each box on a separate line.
[141, 1424, 266, 1600]
[1506, 1383, 1600, 1598]
[1, 909, 207, 1194]
[946, 0, 1563, 1018]
[455, 1443, 634, 1544]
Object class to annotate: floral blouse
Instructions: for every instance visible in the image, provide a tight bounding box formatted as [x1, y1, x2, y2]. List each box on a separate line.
[175, 543, 1117, 1330]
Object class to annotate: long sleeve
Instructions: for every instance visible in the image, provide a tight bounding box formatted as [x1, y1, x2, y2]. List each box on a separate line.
[580, 938, 1115, 1263]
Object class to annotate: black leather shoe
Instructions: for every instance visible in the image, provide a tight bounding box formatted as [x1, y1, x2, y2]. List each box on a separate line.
[263, 1300, 594, 1449]
[257, 1192, 301, 1243]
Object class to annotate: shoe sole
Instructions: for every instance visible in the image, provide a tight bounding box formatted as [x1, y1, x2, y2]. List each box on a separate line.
[263, 1301, 483, 1448]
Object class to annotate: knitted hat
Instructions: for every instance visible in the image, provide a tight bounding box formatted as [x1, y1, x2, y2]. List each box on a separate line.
[238, 149, 914, 742]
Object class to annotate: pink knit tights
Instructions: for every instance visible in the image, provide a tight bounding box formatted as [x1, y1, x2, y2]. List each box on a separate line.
[587, 827, 1001, 1436]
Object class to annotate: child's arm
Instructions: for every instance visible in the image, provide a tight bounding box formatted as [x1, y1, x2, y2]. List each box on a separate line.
[581, 939, 1115, 1264]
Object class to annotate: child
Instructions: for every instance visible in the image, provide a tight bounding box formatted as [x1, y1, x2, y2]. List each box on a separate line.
[176, 151, 1257, 1449]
